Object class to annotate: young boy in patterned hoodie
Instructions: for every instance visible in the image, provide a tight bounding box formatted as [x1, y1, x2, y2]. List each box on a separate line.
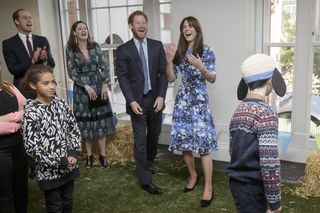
[227, 54, 286, 213]
[22, 64, 81, 212]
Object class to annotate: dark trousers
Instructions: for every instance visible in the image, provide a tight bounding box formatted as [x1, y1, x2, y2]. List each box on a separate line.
[0, 143, 28, 213]
[229, 178, 267, 213]
[44, 181, 74, 213]
[130, 92, 162, 185]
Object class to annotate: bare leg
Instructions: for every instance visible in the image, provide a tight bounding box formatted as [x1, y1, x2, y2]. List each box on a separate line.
[97, 136, 106, 156]
[85, 140, 92, 156]
[200, 154, 213, 200]
[183, 151, 198, 188]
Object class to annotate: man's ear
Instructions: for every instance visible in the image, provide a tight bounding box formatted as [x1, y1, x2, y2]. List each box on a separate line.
[14, 19, 19, 26]
[129, 24, 133, 30]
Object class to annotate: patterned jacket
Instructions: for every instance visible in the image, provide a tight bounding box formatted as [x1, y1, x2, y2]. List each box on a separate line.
[22, 96, 81, 190]
[227, 98, 281, 210]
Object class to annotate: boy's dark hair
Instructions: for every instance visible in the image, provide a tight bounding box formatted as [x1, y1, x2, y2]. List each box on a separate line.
[128, 10, 148, 25]
[247, 78, 270, 91]
[22, 64, 54, 91]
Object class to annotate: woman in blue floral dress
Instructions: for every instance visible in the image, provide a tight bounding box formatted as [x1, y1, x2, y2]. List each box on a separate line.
[166, 16, 218, 207]
[66, 21, 116, 169]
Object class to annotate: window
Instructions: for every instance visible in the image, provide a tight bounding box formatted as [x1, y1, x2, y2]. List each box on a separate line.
[311, 0, 320, 137]
[59, 0, 80, 44]
[263, 0, 297, 133]
[159, 0, 172, 44]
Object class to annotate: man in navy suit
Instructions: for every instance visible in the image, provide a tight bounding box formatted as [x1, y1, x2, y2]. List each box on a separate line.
[2, 8, 55, 99]
[116, 10, 168, 194]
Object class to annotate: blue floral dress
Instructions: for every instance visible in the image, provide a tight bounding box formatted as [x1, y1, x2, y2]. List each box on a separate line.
[66, 43, 116, 140]
[169, 45, 218, 155]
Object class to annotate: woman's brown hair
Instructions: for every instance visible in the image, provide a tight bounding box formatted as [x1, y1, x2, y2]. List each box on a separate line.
[67, 20, 94, 52]
[173, 16, 204, 65]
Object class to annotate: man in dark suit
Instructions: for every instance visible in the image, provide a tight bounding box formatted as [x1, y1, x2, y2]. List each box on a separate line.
[116, 10, 168, 195]
[2, 8, 55, 99]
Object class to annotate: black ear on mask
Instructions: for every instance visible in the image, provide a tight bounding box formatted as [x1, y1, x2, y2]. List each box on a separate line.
[272, 68, 286, 97]
[237, 78, 248, 100]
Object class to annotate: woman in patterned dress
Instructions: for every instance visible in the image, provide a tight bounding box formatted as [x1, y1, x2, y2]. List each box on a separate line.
[166, 16, 218, 207]
[66, 21, 116, 168]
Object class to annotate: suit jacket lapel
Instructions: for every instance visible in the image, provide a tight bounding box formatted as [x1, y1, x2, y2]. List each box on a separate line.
[14, 34, 30, 59]
[147, 38, 152, 75]
[129, 39, 143, 74]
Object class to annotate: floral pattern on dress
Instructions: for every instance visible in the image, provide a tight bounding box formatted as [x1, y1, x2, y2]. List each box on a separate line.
[168, 45, 218, 155]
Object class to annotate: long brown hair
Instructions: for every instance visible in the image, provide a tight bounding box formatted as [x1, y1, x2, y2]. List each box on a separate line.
[173, 16, 204, 65]
[67, 20, 94, 52]
[0, 61, 14, 96]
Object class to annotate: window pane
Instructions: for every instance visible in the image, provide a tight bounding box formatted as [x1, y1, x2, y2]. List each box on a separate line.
[268, 47, 295, 133]
[109, 8, 128, 44]
[269, 0, 296, 43]
[315, 0, 320, 42]
[91, 9, 110, 44]
[110, 0, 127, 7]
[310, 47, 320, 137]
[160, 3, 172, 43]
[159, 0, 171, 3]
[128, 0, 143, 4]
[90, 0, 109, 7]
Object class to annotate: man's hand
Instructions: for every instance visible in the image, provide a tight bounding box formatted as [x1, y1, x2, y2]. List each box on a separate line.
[130, 101, 143, 115]
[67, 156, 77, 165]
[32, 48, 42, 64]
[40, 46, 48, 61]
[153, 97, 164, 113]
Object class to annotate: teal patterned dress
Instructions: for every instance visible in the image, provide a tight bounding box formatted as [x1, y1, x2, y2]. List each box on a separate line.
[66, 42, 116, 139]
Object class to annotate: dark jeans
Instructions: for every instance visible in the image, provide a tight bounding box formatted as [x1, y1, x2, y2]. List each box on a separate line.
[44, 180, 74, 213]
[0, 143, 28, 213]
[229, 178, 267, 213]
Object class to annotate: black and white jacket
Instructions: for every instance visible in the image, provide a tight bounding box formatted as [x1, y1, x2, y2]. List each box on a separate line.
[22, 96, 81, 190]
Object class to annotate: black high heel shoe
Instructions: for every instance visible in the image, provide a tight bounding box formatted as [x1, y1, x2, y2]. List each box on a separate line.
[99, 155, 111, 168]
[183, 177, 198, 192]
[85, 155, 94, 169]
[200, 193, 213, 207]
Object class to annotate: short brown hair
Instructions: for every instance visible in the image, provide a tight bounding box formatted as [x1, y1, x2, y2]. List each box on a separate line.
[12, 8, 28, 27]
[247, 78, 270, 91]
[128, 10, 148, 25]
[22, 64, 54, 91]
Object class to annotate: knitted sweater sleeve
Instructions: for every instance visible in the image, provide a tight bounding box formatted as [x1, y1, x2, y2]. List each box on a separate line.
[256, 109, 281, 210]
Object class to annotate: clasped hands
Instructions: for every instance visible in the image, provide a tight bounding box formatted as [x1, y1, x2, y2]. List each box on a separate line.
[130, 97, 164, 115]
[32, 46, 48, 64]
[84, 83, 110, 100]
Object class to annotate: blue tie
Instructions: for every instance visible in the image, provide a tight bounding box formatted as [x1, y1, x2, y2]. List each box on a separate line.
[139, 40, 149, 94]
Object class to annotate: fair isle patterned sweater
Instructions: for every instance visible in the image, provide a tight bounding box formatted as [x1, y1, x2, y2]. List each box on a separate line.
[22, 96, 82, 190]
[227, 98, 281, 209]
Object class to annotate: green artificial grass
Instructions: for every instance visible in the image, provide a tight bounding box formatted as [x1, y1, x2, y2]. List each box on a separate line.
[28, 157, 320, 213]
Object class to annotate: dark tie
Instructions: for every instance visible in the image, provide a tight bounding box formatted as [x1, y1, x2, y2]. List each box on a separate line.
[26, 35, 34, 58]
[139, 40, 149, 94]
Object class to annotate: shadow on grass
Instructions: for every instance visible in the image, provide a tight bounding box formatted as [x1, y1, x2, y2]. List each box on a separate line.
[28, 157, 320, 213]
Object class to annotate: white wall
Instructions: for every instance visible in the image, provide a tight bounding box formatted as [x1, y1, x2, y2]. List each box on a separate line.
[170, 0, 256, 161]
